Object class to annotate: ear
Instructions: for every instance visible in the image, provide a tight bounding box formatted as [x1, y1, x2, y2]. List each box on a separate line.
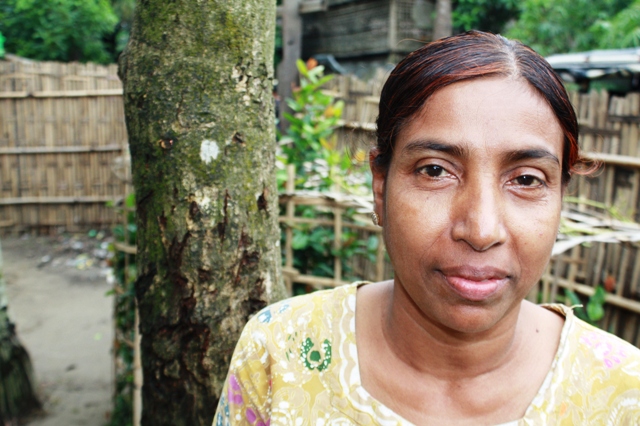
[369, 148, 386, 226]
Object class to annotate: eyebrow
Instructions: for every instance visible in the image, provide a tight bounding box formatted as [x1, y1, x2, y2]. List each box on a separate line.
[402, 139, 560, 166]
[401, 139, 466, 158]
[504, 149, 560, 166]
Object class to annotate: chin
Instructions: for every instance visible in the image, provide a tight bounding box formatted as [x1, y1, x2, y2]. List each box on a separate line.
[437, 303, 516, 335]
[412, 284, 525, 336]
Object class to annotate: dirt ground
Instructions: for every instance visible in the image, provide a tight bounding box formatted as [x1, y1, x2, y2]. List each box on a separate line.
[2, 234, 114, 426]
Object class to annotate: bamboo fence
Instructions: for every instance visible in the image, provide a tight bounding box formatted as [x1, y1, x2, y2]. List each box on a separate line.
[279, 165, 391, 294]
[540, 90, 640, 345]
[3, 56, 637, 344]
[0, 55, 128, 233]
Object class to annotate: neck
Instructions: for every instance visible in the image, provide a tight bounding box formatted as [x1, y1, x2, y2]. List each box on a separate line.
[382, 281, 526, 380]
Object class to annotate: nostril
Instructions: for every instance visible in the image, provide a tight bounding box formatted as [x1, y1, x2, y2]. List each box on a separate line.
[451, 192, 506, 251]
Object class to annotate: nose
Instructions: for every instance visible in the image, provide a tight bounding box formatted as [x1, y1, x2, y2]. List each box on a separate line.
[451, 179, 507, 252]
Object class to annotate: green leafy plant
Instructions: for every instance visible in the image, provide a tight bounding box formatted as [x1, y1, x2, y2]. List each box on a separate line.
[565, 285, 607, 325]
[0, 0, 118, 63]
[278, 60, 376, 292]
[590, 0, 640, 49]
[505, 0, 635, 56]
[279, 60, 345, 183]
[278, 60, 369, 193]
[452, 0, 520, 33]
[106, 192, 136, 426]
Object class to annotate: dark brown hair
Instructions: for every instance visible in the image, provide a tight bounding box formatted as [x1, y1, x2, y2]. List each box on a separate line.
[375, 30, 582, 184]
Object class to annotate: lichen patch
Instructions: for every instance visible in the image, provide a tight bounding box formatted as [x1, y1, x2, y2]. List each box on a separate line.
[200, 140, 219, 164]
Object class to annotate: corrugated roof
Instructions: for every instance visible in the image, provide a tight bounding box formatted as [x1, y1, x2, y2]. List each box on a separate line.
[547, 48, 640, 80]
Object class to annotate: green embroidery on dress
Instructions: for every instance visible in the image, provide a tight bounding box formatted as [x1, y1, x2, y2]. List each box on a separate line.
[300, 338, 332, 371]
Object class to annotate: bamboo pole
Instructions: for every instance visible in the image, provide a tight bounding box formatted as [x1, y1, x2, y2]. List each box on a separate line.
[0, 88, 123, 98]
[333, 205, 343, 283]
[0, 144, 123, 154]
[0, 196, 117, 205]
[542, 274, 640, 314]
[284, 165, 295, 295]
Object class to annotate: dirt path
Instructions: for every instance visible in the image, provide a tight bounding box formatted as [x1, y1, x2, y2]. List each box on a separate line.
[2, 235, 114, 426]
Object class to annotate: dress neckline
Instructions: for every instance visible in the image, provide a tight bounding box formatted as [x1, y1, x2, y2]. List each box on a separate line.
[342, 282, 574, 425]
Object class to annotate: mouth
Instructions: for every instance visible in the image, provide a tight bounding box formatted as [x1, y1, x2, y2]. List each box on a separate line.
[438, 266, 510, 302]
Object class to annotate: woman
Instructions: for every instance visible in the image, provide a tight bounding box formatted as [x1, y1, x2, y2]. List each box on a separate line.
[214, 31, 640, 425]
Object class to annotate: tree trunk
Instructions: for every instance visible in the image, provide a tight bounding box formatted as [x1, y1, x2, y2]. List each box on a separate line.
[432, 0, 452, 40]
[0, 241, 40, 424]
[118, 1, 287, 424]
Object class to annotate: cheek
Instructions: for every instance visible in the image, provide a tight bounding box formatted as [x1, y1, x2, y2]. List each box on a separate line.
[513, 208, 560, 273]
[383, 185, 452, 254]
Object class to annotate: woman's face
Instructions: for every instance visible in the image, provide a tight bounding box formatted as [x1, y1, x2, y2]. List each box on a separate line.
[373, 77, 564, 334]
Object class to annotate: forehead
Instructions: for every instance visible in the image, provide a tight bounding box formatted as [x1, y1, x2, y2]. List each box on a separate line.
[397, 77, 564, 158]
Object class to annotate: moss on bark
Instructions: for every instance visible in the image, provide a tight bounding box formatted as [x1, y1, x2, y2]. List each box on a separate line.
[119, 1, 286, 424]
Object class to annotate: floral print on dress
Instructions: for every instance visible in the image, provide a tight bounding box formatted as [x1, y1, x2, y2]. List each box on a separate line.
[228, 374, 244, 405]
[257, 309, 272, 324]
[300, 338, 332, 372]
[215, 394, 230, 426]
[245, 407, 269, 426]
[212, 283, 640, 426]
[580, 330, 628, 368]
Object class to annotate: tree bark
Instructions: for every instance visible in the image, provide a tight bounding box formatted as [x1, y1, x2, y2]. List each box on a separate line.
[432, 0, 452, 40]
[0, 241, 40, 424]
[118, 1, 287, 424]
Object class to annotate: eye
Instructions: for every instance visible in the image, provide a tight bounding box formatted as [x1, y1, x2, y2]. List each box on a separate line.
[513, 174, 543, 187]
[418, 164, 451, 178]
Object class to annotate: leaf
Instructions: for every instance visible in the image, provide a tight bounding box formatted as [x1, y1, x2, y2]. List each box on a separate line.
[316, 74, 334, 87]
[292, 231, 310, 250]
[125, 193, 136, 208]
[591, 285, 607, 305]
[340, 152, 352, 170]
[283, 113, 304, 127]
[296, 59, 309, 78]
[564, 289, 589, 322]
[586, 298, 605, 322]
[564, 289, 582, 306]
[367, 235, 379, 251]
[583, 285, 606, 322]
[333, 100, 345, 117]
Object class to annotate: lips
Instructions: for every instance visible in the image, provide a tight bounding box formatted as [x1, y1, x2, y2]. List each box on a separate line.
[438, 266, 510, 302]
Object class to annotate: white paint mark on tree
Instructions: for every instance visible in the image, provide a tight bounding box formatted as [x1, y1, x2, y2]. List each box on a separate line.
[264, 273, 272, 297]
[200, 140, 219, 164]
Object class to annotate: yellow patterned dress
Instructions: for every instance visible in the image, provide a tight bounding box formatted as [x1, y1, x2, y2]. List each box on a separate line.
[213, 282, 640, 425]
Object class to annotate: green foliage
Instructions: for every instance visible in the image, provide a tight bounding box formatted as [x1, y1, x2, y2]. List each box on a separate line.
[0, 32, 5, 58]
[107, 192, 136, 426]
[278, 61, 375, 291]
[107, 0, 135, 58]
[452, 0, 520, 33]
[0, 0, 118, 63]
[505, 0, 635, 56]
[280, 60, 344, 171]
[278, 60, 369, 193]
[590, 0, 640, 49]
[565, 286, 607, 325]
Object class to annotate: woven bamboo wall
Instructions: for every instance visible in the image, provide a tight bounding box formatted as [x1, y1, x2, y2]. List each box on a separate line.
[0, 56, 128, 233]
[542, 90, 640, 345]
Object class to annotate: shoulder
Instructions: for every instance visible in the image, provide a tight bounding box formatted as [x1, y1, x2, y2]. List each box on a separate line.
[246, 282, 359, 328]
[570, 315, 640, 372]
[235, 282, 360, 351]
[561, 314, 640, 420]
